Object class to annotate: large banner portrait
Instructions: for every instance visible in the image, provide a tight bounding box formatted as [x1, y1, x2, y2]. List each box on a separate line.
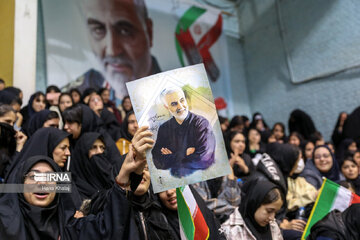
[127, 64, 230, 193]
[41, 0, 231, 106]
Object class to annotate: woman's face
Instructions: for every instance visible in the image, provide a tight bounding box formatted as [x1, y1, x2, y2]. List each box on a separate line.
[89, 94, 104, 113]
[43, 118, 60, 129]
[289, 135, 300, 146]
[314, 147, 333, 173]
[88, 139, 106, 158]
[230, 133, 246, 154]
[134, 166, 151, 196]
[100, 89, 110, 104]
[0, 111, 16, 126]
[353, 152, 360, 169]
[59, 95, 73, 112]
[127, 114, 138, 137]
[273, 124, 284, 140]
[52, 138, 70, 168]
[71, 91, 81, 104]
[123, 98, 132, 111]
[341, 160, 359, 180]
[254, 196, 283, 227]
[248, 129, 260, 144]
[159, 188, 177, 211]
[305, 142, 315, 159]
[23, 162, 56, 207]
[64, 121, 82, 139]
[348, 142, 357, 153]
[32, 95, 46, 112]
[220, 120, 229, 132]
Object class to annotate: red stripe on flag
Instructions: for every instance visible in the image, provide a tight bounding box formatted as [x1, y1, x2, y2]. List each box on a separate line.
[351, 192, 360, 204]
[193, 206, 209, 240]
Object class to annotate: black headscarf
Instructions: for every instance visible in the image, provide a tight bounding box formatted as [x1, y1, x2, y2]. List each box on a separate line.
[71, 132, 115, 199]
[343, 203, 360, 240]
[0, 90, 17, 104]
[239, 178, 284, 240]
[288, 109, 316, 140]
[0, 122, 16, 179]
[5, 128, 70, 181]
[343, 106, 360, 146]
[99, 108, 122, 141]
[79, 104, 99, 134]
[0, 155, 66, 239]
[23, 109, 52, 137]
[120, 110, 135, 141]
[312, 145, 342, 182]
[266, 142, 299, 178]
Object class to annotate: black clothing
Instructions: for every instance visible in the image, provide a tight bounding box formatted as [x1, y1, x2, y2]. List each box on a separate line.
[23, 109, 52, 137]
[131, 191, 176, 240]
[99, 107, 122, 141]
[266, 142, 299, 178]
[343, 106, 360, 146]
[0, 123, 16, 180]
[240, 178, 283, 240]
[288, 109, 317, 140]
[233, 153, 255, 180]
[152, 112, 216, 177]
[71, 133, 116, 198]
[0, 90, 17, 104]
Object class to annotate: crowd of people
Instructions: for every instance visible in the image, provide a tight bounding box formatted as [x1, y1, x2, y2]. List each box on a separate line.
[0, 82, 359, 240]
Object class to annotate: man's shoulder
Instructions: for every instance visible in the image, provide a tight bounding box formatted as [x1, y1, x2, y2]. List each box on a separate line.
[189, 112, 210, 125]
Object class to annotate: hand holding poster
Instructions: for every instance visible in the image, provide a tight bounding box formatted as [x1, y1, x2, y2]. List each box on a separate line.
[126, 64, 230, 193]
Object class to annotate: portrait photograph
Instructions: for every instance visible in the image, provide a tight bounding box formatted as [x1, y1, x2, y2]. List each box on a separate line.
[127, 64, 230, 193]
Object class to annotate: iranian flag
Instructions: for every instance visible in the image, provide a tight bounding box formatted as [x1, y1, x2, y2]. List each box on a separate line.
[302, 178, 360, 239]
[176, 186, 209, 240]
[175, 5, 222, 82]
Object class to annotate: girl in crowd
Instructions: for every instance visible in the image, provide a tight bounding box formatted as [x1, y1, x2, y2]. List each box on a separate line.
[70, 88, 82, 104]
[303, 141, 315, 162]
[20, 91, 46, 128]
[288, 132, 304, 148]
[99, 88, 122, 124]
[0, 91, 23, 127]
[88, 93, 121, 141]
[52, 92, 74, 129]
[245, 128, 266, 160]
[225, 130, 255, 180]
[23, 110, 60, 137]
[116, 111, 139, 155]
[228, 115, 244, 132]
[271, 122, 287, 143]
[301, 145, 344, 189]
[159, 187, 226, 239]
[335, 138, 357, 165]
[119, 95, 133, 120]
[221, 178, 284, 240]
[219, 115, 229, 133]
[341, 157, 360, 195]
[353, 150, 360, 171]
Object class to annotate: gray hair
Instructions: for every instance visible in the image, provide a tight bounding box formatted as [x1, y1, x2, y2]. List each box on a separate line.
[160, 86, 184, 107]
[0, 104, 16, 117]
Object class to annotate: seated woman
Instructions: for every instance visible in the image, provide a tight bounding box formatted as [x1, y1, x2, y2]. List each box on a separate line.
[158, 187, 226, 240]
[225, 130, 255, 180]
[288, 132, 304, 148]
[340, 157, 360, 195]
[20, 91, 46, 128]
[245, 128, 266, 161]
[271, 122, 287, 143]
[221, 178, 284, 240]
[0, 126, 154, 239]
[301, 145, 344, 190]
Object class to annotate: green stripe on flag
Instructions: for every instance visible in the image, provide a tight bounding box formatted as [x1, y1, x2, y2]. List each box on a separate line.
[175, 6, 206, 66]
[177, 187, 195, 240]
[302, 179, 340, 239]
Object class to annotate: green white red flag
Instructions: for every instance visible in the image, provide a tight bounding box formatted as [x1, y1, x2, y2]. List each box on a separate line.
[176, 186, 209, 240]
[175, 5, 222, 82]
[302, 178, 360, 239]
